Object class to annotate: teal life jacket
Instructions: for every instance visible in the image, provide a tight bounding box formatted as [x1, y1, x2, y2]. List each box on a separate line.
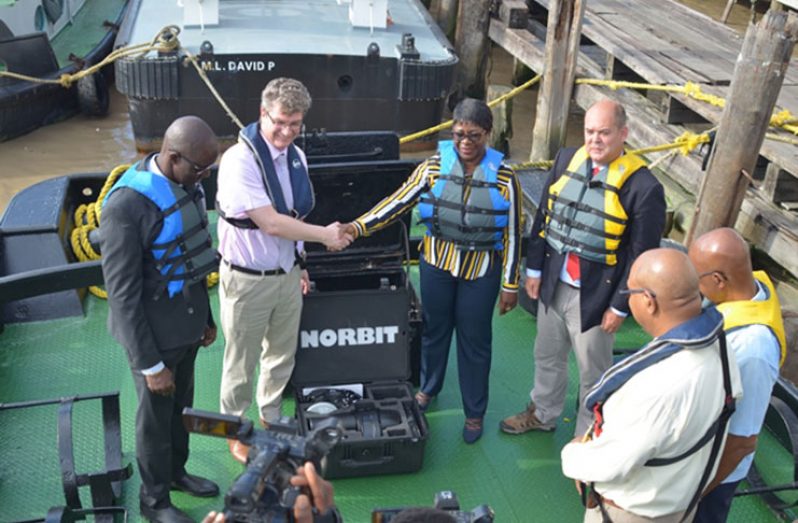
[103, 160, 218, 299]
[542, 146, 646, 266]
[417, 141, 510, 251]
[218, 122, 315, 229]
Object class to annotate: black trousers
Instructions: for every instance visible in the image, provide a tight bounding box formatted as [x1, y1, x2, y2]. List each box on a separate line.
[132, 345, 198, 509]
[694, 480, 740, 523]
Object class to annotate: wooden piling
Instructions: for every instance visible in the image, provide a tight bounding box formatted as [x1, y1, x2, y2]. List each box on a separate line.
[687, 11, 798, 244]
[529, 0, 586, 163]
[452, 0, 493, 102]
[487, 84, 513, 154]
[430, 0, 459, 41]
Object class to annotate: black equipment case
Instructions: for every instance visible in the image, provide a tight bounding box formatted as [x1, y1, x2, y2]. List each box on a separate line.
[291, 159, 428, 479]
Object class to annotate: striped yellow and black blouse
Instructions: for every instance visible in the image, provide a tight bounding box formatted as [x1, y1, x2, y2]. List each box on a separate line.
[352, 154, 522, 292]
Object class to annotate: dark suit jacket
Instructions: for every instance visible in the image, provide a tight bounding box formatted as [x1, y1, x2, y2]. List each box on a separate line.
[100, 184, 214, 371]
[527, 147, 666, 332]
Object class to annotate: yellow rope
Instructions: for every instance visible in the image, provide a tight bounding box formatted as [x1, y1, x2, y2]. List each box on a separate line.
[509, 130, 711, 171]
[182, 51, 244, 130]
[0, 26, 180, 88]
[70, 164, 130, 298]
[399, 74, 542, 144]
[765, 132, 798, 146]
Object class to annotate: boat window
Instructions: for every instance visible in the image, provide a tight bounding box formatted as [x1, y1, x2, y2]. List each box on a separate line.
[34, 6, 45, 32]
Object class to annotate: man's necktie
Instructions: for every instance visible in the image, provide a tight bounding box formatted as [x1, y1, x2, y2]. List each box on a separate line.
[564, 166, 600, 283]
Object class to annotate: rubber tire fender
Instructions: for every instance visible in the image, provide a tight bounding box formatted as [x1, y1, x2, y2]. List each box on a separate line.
[42, 0, 63, 25]
[77, 71, 110, 117]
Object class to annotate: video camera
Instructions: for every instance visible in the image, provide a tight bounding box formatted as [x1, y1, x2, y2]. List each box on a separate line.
[371, 490, 495, 523]
[182, 408, 343, 523]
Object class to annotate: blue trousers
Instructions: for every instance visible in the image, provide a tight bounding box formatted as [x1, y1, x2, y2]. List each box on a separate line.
[418, 257, 501, 419]
[694, 480, 739, 523]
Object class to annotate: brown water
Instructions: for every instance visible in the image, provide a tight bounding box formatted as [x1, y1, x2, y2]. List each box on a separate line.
[0, 0, 762, 214]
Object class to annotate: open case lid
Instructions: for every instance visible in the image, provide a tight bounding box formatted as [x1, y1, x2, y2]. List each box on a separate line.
[304, 160, 418, 266]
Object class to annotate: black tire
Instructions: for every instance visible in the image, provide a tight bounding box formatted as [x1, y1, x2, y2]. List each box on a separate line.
[77, 71, 110, 117]
[42, 0, 63, 24]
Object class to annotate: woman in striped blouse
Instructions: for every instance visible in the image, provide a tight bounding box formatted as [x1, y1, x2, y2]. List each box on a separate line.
[344, 98, 522, 443]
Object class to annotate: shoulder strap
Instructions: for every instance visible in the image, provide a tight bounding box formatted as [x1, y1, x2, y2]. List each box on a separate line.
[643, 331, 735, 522]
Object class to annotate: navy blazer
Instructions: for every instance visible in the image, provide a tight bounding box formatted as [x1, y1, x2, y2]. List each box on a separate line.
[527, 147, 666, 332]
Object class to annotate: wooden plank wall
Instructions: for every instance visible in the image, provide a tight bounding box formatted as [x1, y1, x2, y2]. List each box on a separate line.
[489, 0, 798, 279]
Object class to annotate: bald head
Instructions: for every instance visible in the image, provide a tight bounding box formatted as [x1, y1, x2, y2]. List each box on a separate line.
[158, 116, 218, 187]
[162, 115, 218, 160]
[628, 248, 702, 336]
[688, 227, 756, 303]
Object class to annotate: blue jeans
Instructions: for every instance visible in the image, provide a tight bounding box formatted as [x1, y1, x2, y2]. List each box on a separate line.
[418, 257, 501, 419]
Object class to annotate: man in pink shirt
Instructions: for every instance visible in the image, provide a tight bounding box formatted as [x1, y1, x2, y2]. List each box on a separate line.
[216, 78, 351, 462]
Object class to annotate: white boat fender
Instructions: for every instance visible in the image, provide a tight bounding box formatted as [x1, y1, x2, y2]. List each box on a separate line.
[42, 0, 63, 24]
[77, 71, 110, 117]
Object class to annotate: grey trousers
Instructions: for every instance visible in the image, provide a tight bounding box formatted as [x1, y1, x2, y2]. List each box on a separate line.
[219, 264, 303, 422]
[530, 280, 614, 435]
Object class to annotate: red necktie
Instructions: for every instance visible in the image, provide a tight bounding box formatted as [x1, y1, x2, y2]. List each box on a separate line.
[566, 252, 580, 282]
[564, 167, 599, 282]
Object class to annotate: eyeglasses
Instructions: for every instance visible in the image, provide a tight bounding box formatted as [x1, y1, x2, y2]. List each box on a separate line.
[452, 130, 486, 143]
[698, 270, 728, 281]
[265, 111, 303, 132]
[620, 287, 657, 298]
[172, 150, 215, 176]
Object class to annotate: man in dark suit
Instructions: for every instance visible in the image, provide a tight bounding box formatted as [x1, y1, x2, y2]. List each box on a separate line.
[100, 116, 221, 522]
[501, 99, 666, 437]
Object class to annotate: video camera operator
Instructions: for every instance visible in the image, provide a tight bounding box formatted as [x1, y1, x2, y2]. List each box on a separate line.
[202, 461, 337, 523]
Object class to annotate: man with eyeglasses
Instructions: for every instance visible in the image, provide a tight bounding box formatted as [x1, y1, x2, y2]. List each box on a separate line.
[501, 99, 666, 437]
[100, 116, 221, 522]
[688, 228, 786, 523]
[561, 248, 742, 522]
[216, 78, 353, 462]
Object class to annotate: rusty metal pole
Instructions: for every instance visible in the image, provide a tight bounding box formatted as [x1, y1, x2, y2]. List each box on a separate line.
[529, 0, 586, 163]
[687, 11, 798, 244]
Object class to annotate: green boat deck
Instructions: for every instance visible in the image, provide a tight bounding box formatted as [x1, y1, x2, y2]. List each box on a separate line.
[0, 264, 794, 522]
[49, 0, 127, 68]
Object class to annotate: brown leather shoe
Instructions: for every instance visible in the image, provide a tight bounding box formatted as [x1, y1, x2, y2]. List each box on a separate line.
[227, 438, 250, 464]
[499, 403, 555, 434]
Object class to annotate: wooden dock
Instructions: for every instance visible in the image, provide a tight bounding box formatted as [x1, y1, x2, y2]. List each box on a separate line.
[489, 0, 798, 281]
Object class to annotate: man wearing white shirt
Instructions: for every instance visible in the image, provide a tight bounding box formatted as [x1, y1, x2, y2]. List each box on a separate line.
[562, 248, 742, 522]
[502, 100, 666, 436]
[216, 78, 351, 462]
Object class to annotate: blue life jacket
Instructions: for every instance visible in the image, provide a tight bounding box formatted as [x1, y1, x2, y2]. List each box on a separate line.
[103, 160, 218, 299]
[219, 122, 314, 229]
[417, 141, 509, 251]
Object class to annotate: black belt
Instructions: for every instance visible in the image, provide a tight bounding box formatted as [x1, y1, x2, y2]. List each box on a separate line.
[224, 259, 287, 277]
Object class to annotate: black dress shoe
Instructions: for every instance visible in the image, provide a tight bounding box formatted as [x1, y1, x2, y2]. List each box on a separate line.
[171, 473, 220, 498]
[139, 504, 194, 523]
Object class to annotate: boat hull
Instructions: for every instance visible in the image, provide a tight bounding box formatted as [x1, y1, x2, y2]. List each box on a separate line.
[113, 0, 456, 152]
[0, 0, 129, 141]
